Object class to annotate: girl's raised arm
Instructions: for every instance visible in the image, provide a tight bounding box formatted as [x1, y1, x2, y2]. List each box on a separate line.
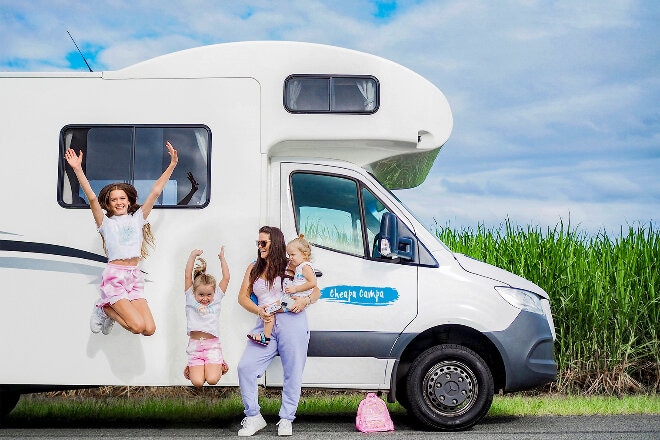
[184, 249, 203, 292]
[142, 141, 178, 219]
[217, 246, 230, 293]
[64, 149, 105, 228]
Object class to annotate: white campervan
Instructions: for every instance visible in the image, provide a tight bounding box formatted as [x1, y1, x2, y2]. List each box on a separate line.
[0, 41, 556, 431]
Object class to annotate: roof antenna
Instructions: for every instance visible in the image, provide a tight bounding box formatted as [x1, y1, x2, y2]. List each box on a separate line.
[67, 30, 93, 72]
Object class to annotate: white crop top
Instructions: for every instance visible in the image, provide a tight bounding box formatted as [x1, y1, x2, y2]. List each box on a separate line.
[285, 261, 314, 297]
[185, 286, 224, 337]
[98, 207, 147, 261]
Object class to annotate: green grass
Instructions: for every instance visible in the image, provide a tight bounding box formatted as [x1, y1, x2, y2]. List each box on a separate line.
[6, 390, 659, 427]
[488, 393, 660, 416]
[436, 219, 659, 395]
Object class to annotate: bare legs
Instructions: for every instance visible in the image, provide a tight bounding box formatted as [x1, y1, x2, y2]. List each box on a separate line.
[104, 298, 155, 336]
[184, 363, 229, 388]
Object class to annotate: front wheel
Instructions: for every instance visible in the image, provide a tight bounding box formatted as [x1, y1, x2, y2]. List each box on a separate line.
[406, 344, 494, 431]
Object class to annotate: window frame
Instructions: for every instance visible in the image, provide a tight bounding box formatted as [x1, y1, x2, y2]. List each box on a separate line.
[283, 74, 380, 114]
[57, 124, 212, 209]
[290, 171, 366, 257]
[289, 170, 433, 266]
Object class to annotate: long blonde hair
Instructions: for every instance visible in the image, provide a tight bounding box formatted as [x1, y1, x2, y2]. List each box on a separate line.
[192, 257, 217, 292]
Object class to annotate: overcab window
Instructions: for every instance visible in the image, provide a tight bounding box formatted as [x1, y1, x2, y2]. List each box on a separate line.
[58, 125, 211, 208]
[284, 75, 379, 114]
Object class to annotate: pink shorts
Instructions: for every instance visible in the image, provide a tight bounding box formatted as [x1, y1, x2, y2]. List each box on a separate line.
[99, 263, 145, 306]
[186, 337, 225, 367]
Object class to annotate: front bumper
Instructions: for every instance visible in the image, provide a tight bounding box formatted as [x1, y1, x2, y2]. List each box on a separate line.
[485, 309, 557, 392]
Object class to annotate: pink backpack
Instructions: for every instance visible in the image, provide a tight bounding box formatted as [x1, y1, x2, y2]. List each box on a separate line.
[356, 393, 394, 432]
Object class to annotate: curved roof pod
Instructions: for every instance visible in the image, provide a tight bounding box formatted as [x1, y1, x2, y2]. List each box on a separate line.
[110, 41, 453, 188]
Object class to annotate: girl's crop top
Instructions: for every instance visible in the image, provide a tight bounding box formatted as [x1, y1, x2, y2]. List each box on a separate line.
[98, 208, 147, 261]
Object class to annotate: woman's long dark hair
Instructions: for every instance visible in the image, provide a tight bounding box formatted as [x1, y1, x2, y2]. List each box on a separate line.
[250, 226, 288, 289]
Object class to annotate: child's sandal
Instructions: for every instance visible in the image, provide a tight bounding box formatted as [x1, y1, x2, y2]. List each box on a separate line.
[247, 332, 270, 346]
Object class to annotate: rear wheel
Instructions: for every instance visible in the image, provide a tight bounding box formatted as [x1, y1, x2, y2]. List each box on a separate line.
[406, 344, 493, 431]
[0, 390, 20, 425]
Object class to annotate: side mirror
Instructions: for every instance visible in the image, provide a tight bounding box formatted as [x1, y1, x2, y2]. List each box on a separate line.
[377, 213, 415, 261]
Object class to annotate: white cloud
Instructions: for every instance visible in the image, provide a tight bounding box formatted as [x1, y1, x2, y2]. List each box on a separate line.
[0, 0, 657, 236]
[395, 181, 657, 238]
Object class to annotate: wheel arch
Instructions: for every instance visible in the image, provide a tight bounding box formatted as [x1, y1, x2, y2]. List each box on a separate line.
[389, 324, 506, 403]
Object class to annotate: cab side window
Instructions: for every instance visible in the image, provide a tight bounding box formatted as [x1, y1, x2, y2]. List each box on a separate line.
[290, 172, 391, 258]
[361, 187, 391, 258]
[291, 172, 364, 256]
[59, 125, 211, 208]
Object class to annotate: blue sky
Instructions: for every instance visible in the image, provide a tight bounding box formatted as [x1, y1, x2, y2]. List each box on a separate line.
[1, 0, 658, 237]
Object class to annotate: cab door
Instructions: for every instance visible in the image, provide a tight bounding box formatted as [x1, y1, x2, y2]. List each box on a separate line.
[274, 162, 418, 388]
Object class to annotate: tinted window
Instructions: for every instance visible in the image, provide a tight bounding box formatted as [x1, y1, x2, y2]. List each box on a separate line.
[287, 77, 329, 111]
[290, 171, 437, 266]
[291, 173, 364, 256]
[285, 75, 379, 114]
[59, 125, 211, 208]
[361, 187, 391, 258]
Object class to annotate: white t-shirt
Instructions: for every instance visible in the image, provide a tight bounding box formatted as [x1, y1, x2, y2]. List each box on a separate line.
[185, 286, 224, 337]
[285, 261, 314, 297]
[98, 207, 147, 261]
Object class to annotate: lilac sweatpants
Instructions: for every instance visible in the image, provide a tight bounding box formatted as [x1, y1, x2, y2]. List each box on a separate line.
[238, 310, 310, 420]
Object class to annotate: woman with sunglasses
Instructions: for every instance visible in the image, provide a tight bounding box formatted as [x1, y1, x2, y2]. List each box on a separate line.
[236, 226, 319, 437]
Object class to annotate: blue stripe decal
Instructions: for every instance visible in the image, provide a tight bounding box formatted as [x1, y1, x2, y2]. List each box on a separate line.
[0, 240, 106, 263]
[308, 331, 397, 358]
[307, 331, 417, 359]
[0, 256, 103, 277]
[320, 285, 399, 306]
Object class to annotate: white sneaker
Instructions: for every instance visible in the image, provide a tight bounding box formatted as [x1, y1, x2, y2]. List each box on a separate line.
[101, 317, 114, 335]
[238, 414, 267, 437]
[90, 305, 106, 333]
[277, 418, 292, 436]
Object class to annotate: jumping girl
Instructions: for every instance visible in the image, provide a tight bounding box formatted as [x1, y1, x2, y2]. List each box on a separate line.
[64, 141, 178, 336]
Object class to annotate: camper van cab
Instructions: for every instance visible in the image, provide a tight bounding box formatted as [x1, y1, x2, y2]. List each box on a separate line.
[0, 41, 556, 431]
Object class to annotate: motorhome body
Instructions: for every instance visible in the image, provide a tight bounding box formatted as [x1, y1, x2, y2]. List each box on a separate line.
[0, 41, 556, 430]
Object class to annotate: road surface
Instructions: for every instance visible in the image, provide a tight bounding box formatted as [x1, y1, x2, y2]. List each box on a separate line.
[1, 413, 659, 439]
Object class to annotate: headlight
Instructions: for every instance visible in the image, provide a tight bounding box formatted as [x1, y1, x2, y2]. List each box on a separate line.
[494, 286, 545, 315]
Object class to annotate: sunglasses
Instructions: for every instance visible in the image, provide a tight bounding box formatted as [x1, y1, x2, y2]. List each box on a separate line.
[256, 240, 271, 248]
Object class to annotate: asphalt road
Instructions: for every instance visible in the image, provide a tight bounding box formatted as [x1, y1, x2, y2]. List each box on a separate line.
[1, 414, 659, 439]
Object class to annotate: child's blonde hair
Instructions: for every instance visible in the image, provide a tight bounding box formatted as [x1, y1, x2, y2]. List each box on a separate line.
[192, 257, 217, 292]
[286, 234, 312, 261]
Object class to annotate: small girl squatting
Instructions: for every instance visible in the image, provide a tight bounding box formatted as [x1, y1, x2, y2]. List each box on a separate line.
[183, 247, 230, 387]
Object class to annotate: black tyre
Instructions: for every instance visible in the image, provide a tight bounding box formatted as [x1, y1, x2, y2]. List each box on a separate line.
[406, 344, 494, 431]
[0, 390, 20, 425]
[395, 376, 411, 410]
